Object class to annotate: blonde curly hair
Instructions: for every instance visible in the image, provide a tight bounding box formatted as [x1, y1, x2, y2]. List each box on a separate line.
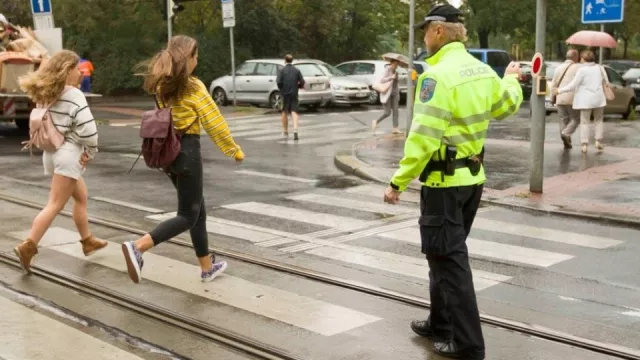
[19, 50, 80, 104]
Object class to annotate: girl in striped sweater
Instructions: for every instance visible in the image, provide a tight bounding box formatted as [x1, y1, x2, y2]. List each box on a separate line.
[14, 50, 107, 273]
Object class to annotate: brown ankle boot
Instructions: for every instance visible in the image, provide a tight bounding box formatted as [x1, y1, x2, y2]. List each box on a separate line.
[14, 239, 38, 274]
[80, 235, 108, 256]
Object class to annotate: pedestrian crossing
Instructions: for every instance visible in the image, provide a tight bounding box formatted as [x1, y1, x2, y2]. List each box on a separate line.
[144, 183, 625, 292]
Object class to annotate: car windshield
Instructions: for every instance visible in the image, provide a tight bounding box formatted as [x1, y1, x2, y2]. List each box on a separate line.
[295, 63, 325, 77]
[318, 63, 346, 76]
[606, 61, 635, 74]
[624, 68, 640, 78]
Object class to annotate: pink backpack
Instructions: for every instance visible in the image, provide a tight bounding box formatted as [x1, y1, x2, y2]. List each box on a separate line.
[22, 86, 72, 153]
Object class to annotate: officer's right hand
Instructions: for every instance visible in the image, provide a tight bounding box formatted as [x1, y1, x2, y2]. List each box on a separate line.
[504, 61, 521, 77]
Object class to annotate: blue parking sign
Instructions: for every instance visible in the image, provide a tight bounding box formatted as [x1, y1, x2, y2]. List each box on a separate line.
[31, 0, 52, 14]
[582, 0, 624, 24]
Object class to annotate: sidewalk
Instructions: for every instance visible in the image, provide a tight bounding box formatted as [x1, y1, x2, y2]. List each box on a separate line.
[335, 133, 640, 226]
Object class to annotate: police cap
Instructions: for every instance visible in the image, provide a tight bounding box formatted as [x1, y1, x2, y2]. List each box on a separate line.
[415, 4, 464, 29]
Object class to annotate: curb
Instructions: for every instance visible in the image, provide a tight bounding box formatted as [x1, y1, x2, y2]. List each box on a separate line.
[334, 145, 640, 229]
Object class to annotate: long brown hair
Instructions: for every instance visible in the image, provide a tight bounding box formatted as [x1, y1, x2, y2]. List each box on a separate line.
[19, 50, 80, 104]
[138, 35, 198, 103]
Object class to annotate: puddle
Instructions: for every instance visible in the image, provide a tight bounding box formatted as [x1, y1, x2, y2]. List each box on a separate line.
[314, 175, 364, 189]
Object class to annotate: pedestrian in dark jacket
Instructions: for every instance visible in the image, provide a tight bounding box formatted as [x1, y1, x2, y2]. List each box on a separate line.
[276, 54, 305, 140]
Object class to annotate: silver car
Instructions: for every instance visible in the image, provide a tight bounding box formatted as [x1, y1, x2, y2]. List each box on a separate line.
[209, 59, 332, 110]
[335, 60, 409, 104]
[298, 60, 371, 106]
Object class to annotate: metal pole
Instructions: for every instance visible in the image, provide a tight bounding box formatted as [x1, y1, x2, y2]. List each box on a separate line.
[598, 23, 604, 64]
[230, 27, 236, 107]
[166, 0, 172, 42]
[406, 0, 415, 138]
[529, 0, 547, 193]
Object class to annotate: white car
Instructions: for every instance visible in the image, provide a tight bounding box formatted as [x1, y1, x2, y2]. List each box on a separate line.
[335, 60, 410, 105]
[209, 59, 332, 110]
[301, 60, 371, 106]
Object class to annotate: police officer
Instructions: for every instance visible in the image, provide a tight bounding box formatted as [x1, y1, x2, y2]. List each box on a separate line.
[383, 4, 522, 359]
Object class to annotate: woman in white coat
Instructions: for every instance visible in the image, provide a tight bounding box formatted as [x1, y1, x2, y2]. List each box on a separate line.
[555, 50, 608, 153]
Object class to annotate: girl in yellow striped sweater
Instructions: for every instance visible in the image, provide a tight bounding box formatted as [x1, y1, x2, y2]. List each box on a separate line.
[122, 35, 244, 284]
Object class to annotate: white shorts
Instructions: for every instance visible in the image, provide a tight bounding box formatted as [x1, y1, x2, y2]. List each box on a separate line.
[43, 141, 86, 180]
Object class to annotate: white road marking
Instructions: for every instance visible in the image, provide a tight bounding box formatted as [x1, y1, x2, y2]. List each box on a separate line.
[379, 227, 574, 267]
[11, 227, 381, 336]
[305, 244, 510, 291]
[235, 170, 316, 184]
[277, 132, 370, 145]
[221, 202, 371, 231]
[227, 116, 281, 124]
[247, 126, 354, 141]
[0, 296, 145, 360]
[288, 193, 416, 215]
[622, 311, 640, 318]
[473, 218, 624, 249]
[345, 184, 421, 204]
[256, 238, 299, 247]
[233, 122, 346, 138]
[147, 212, 283, 243]
[91, 196, 164, 214]
[109, 123, 133, 127]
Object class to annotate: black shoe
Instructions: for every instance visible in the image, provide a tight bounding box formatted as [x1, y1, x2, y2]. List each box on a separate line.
[293, 132, 299, 141]
[561, 134, 572, 149]
[410, 320, 435, 339]
[433, 340, 462, 358]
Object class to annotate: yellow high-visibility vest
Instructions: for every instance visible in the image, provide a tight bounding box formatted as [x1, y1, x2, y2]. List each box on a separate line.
[391, 42, 523, 190]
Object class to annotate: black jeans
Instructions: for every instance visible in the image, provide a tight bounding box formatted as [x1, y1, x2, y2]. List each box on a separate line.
[149, 135, 209, 257]
[419, 185, 485, 360]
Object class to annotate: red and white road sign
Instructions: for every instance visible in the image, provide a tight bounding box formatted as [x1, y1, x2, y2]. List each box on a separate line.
[531, 53, 544, 77]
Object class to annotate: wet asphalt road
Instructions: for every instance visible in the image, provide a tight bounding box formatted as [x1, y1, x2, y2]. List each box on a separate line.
[0, 102, 639, 359]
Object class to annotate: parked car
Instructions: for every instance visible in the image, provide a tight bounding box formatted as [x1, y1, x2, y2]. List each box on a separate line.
[603, 60, 640, 75]
[208, 59, 332, 110]
[335, 60, 409, 105]
[622, 68, 640, 100]
[517, 61, 533, 100]
[544, 64, 636, 119]
[301, 60, 371, 106]
[416, 48, 511, 77]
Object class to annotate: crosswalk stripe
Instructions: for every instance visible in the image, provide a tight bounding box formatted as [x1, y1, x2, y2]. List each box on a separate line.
[0, 296, 145, 360]
[378, 227, 574, 267]
[238, 122, 348, 139]
[345, 184, 421, 204]
[256, 238, 299, 247]
[91, 196, 164, 214]
[11, 227, 381, 336]
[247, 126, 355, 141]
[304, 245, 510, 291]
[221, 202, 371, 231]
[227, 116, 280, 125]
[277, 132, 370, 145]
[147, 213, 283, 243]
[288, 193, 416, 215]
[235, 170, 316, 184]
[473, 218, 623, 249]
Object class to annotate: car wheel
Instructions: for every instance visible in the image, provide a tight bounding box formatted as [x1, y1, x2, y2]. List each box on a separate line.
[213, 88, 228, 106]
[269, 91, 282, 111]
[368, 90, 380, 105]
[15, 119, 29, 133]
[622, 99, 636, 120]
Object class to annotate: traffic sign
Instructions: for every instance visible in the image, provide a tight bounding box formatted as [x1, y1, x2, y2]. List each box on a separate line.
[33, 14, 54, 30]
[30, 0, 52, 15]
[582, 0, 624, 24]
[531, 52, 543, 77]
[222, 0, 235, 28]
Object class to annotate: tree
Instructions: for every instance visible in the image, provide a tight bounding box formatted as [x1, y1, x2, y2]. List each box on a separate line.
[612, 0, 640, 58]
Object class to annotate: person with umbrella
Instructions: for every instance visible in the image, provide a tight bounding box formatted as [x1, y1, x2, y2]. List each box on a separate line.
[372, 53, 406, 134]
[383, 4, 522, 359]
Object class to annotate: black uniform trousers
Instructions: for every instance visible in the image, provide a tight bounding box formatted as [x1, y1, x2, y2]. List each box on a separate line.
[419, 184, 485, 360]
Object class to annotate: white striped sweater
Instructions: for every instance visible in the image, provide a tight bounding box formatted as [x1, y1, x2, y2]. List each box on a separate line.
[47, 87, 98, 158]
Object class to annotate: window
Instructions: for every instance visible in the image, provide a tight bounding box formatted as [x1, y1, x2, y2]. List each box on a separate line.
[236, 62, 256, 76]
[318, 63, 346, 76]
[624, 68, 640, 79]
[295, 63, 325, 77]
[605, 67, 624, 85]
[255, 63, 277, 76]
[487, 52, 511, 67]
[336, 63, 354, 75]
[353, 63, 376, 75]
[468, 51, 483, 61]
[546, 66, 557, 80]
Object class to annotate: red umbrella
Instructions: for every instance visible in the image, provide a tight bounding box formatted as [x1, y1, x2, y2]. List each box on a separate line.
[566, 30, 618, 48]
